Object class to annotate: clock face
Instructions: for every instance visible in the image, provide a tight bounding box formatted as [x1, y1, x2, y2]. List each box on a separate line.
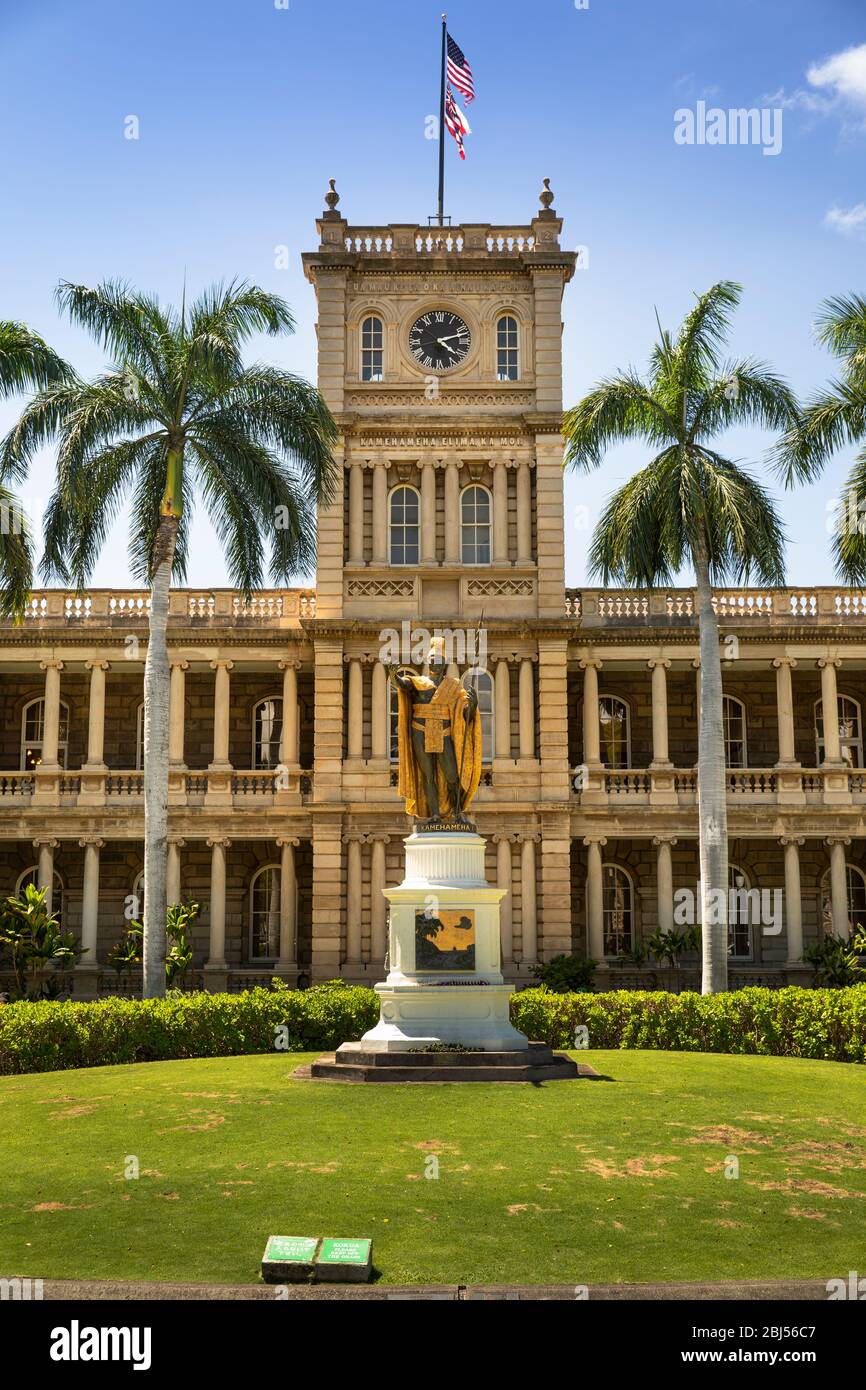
[408, 310, 471, 371]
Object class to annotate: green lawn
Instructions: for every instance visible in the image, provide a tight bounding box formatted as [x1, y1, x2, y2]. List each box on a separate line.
[1, 1050, 863, 1286]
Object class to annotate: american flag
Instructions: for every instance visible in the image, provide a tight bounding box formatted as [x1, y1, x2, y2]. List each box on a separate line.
[444, 84, 471, 159]
[446, 34, 475, 103]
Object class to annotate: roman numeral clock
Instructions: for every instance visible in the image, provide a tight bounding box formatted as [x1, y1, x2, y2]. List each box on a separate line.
[408, 309, 471, 371]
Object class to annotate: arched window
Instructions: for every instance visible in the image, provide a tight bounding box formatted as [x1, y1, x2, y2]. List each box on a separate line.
[598, 695, 630, 769]
[360, 314, 384, 381]
[728, 864, 754, 959]
[20, 697, 69, 770]
[250, 864, 281, 960]
[135, 703, 145, 771]
[496, 315, 519, 381]
[16, 865, 65, 929]
[463, 668, 494, 763]
[821, 862, 866, 936]
[601, 864, 633, 956]
[389, 486, 420, 566]
[461, 485, 491, 565]
[252, 697, 283, 770]
[815, 694, 863, 767]
[722, 694, 748, 767]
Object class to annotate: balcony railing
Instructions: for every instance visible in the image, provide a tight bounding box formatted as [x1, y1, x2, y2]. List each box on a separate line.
[0, 769, 314, 807]
[567, 587, 866, 626]
[573, 765, 866, 805]
[10, 588, 316, 627]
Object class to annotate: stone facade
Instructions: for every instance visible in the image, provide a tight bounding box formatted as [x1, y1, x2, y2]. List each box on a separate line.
[1, 188, 864, 996]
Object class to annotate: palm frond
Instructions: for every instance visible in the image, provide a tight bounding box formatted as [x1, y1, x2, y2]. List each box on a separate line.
[562, 372, 676, 472]
[0, 321, 72, 402]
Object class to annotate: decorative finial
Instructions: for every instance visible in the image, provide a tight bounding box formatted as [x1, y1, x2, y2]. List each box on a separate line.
[539, 177, 554, 212]
[324, 178, 340, 213]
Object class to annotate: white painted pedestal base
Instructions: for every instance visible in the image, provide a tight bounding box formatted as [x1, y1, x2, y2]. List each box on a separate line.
[360, 831, 530, 1053]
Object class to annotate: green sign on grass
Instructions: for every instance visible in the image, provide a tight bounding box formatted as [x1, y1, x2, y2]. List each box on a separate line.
[319, 1238, 371, 1265]
[265, 1236, 318, 1263]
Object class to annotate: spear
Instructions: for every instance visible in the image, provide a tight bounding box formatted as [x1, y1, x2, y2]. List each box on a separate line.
[456, 608, 484, 817]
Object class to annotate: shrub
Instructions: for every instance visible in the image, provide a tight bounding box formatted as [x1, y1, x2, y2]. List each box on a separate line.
[1, 983, 864, 1075]
[530, 954, 596, 993]
[509, 985, 866, 1064]
[0, 984, 380, 1075]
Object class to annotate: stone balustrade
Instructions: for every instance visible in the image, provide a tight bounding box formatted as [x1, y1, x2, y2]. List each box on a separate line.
[568, 587, 866, 625]
[339, 224, 546, 257]
[11, 589, 317, 626]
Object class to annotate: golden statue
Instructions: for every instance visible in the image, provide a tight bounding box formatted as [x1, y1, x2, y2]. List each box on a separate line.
[387, 637, 483, 826]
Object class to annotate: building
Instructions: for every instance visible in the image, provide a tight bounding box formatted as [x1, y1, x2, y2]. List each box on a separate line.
[1, 183, 864, 997]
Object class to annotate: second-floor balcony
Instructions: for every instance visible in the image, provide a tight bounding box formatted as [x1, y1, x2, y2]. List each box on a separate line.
[571, 764, 866, 809]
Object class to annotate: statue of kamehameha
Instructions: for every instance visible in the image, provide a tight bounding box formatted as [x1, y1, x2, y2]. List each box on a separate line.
[386, 636, 483, 827]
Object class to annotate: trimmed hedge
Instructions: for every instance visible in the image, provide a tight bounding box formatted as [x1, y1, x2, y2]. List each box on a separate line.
[511, 985, 866, 1064]
[0, 984, 864, 1075]
[0, 985, 379, 1076]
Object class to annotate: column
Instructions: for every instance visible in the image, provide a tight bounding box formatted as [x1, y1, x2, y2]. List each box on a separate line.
[347, 658, 363, 758]
[518, 657, 535, 758]
[495, 834, 513, 965]
[209, 660, 233, 769]
[278, 659, 300, 765]
[39, 660, 64, 767]
[648, 659, 671, 767]
[654, 836, 676, 933]
[515, 459, 532, 564]
[495, 659, 511, 758]
[420, 459, 436, 564]
[492, 456, 509, 565]
[79, 837, 104, 965]
[370, 835, 389, 967]
[169, 659, 188, 768]
[584, 836, 607, 960]
[348, 459, 364, 565]
[206, 838, 230, 965]
[580, 659, 602, 766]
[84, 660, 109, 768]
[371, 458, 388, 565]
[780, 837, 804, 963]
[819, 658, 842, 764]
[344, 835, 363, 965]
[827, 838, 851, 938]
[277, 837, 298, 964]
[371, 660, 388, 759]
[167, 837, 184, 906]
[773, 658, 798, 766]
[34, 838, 59, 913]
[444, 457, 460, 564]
[520, 835, 538, 963]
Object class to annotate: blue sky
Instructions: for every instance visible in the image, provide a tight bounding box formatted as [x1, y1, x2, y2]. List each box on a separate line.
[0, 0, 864, 589]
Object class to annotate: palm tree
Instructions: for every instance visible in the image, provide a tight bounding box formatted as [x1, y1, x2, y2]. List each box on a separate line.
[0, 321, 71, 615]
[776, 293, 866, 578]
[1, 280, 338, 997]
[563, 282, 799, 993]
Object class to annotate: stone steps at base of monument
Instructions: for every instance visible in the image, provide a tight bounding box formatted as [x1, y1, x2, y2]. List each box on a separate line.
[307, 1046, 580, 1083]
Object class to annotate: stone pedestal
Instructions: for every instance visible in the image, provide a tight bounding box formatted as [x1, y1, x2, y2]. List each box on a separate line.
[358, 830, 530, 1053]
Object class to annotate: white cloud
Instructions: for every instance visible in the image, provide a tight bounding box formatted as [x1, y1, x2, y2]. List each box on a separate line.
[807, 43, 866, 106]
[768, 43, 866, 135]
[824, 203, 866, 237]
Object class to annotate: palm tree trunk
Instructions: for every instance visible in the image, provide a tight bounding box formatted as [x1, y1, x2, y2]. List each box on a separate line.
[694, 541, 729, 994]
[142, 515, 179, 999]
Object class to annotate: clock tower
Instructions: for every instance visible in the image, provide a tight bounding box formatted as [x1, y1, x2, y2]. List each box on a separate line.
[302, 180, 576, 981]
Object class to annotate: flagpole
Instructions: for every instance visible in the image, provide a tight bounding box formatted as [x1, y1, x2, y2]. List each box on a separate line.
[437, 14, 447, 225]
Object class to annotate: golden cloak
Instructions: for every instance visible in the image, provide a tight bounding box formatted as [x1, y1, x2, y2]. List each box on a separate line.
[396, 674, 482, 820]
